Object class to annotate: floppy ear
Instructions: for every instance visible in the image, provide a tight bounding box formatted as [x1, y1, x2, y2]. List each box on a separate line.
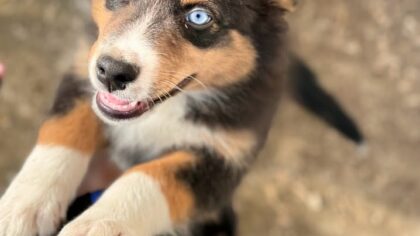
[275, 0, 299, 12]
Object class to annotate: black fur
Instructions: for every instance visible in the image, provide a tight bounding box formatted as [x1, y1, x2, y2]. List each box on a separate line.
[176, 148, 244, 212]
[186, 4, 288, 150]
[49, 74, 91, 116]
[288, 56, 364, 144]
[157, 210, 237, 236]
[191, 205, 237, 236]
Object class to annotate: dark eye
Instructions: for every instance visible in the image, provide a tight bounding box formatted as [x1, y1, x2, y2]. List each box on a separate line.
[186, 8, 213, 29]
[106, 0, 129, 10]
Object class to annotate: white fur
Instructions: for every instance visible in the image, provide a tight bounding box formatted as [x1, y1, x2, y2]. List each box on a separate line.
[0, 145, 90, 236]
[109, 93, 256, 168]
[59, 172, 173, 236]
[89, 10, 159, 104]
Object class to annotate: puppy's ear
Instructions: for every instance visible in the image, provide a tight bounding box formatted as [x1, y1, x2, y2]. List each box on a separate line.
[274, 0, 299, 12]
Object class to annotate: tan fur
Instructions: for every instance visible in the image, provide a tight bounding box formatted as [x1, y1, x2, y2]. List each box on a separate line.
[38, 102, 103, 155]
[152, 30, 257, 95]
[128, 152, 196, 223]
[91, 0, 112, 31]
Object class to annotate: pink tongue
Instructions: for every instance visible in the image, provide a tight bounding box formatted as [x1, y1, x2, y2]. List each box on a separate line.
[100, 92, 130, 105]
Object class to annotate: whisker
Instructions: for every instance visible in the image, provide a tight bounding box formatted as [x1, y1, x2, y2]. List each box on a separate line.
[158, 71, 209, 90]
[146, 95, 156, 107]
[149, 84, 173, 101]
[188, 75, 208, 89]
[160, 79, 186, 93]
[159, 84, 174, 100]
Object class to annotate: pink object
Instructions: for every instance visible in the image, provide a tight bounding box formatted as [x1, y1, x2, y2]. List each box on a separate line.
[0, 63, 5, 80]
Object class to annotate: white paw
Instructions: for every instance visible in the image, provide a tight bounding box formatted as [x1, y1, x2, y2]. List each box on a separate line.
[0, 192, 64, 236]
[59, 173, 175, 236]
[0, 146, 90, 236]
[59, 219, 136, 236]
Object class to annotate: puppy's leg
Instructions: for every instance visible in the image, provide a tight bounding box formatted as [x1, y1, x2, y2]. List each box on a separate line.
[0, 75, 103, 236]
[59, 150, 244, 236]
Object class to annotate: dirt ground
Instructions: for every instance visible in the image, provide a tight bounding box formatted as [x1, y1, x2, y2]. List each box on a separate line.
[0, 0, 419, 235]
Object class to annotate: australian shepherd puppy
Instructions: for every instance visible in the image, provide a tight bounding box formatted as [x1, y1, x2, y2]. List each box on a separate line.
[0, 0, 297, 235]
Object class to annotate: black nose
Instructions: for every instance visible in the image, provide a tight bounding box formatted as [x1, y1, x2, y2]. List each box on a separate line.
[96, 56, 140, 92]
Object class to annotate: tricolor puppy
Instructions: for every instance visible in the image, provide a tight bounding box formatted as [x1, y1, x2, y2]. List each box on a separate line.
[0, 0, 297, 235]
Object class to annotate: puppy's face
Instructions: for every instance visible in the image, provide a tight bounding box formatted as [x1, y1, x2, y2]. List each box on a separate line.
[89, 0, 268, 123]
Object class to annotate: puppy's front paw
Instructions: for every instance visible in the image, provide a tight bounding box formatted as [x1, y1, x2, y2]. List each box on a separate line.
[0, 189, 65, 236]
[0, 146, 90, 236]
[59, 173, 176, 236]
[59, 219, 136, 236]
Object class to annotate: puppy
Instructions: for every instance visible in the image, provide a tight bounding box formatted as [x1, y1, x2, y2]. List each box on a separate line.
[0, 0, 296, 235]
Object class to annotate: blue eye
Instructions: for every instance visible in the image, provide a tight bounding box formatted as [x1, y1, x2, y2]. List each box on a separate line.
[186, 8, 213, 29]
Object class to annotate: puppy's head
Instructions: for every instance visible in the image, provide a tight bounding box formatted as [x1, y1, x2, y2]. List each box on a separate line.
[89, 0, 289, 123]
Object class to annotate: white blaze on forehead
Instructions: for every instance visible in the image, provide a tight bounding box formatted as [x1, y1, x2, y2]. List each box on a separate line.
[89, 11, 161, 102]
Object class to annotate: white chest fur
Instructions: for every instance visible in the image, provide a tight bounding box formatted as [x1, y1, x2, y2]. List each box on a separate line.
[107, 93, 256, 169]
